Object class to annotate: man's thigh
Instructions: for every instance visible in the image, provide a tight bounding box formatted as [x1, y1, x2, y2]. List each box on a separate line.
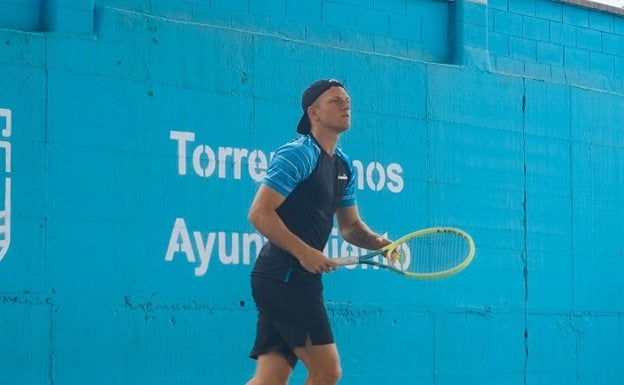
[252, 352, 293, 385]
[294, 340, 341, 375]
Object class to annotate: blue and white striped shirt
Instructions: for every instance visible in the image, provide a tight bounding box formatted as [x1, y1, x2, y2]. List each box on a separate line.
[252, 134, 357, 282]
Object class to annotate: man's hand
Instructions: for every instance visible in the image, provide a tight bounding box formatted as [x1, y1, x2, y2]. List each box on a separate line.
[298, 248, 338, 274]
[376, 236, 400, 264]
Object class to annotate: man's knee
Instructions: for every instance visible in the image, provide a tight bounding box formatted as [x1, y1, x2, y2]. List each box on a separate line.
[328, 363, 343, 383]
[246, 377, 289, 385]
[246, 368, 290, 385]
[309, 363, 342, 385]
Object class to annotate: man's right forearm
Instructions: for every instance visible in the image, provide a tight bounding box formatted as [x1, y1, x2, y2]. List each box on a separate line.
[248, 207, 311, 259]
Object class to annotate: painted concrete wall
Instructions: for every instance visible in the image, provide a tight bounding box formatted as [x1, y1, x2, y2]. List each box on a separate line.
[0, 0, 623, 384]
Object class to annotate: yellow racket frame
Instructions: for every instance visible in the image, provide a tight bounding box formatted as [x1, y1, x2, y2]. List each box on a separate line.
[333, 227, 476, 279]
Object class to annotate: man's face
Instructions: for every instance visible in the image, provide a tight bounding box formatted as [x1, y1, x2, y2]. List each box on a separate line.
[310, 86, 351, 133]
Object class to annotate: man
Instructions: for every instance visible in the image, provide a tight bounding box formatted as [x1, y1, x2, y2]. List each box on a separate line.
[246, 79, 392, 385]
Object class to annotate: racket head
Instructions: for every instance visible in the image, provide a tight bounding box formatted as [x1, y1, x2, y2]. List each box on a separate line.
[378, 227, 475, 279]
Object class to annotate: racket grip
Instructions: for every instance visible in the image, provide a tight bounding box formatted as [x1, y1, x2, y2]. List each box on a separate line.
[333, 256, 359, 266]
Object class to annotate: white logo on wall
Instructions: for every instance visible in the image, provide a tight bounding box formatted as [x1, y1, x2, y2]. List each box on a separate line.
[165, 130, 405, 276]
[0, 108, 11, 262]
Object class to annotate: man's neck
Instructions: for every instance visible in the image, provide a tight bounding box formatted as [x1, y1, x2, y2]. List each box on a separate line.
[310, 129, 339, 156]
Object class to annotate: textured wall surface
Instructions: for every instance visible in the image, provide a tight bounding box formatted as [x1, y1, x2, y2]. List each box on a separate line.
[0, 0, 623, 384]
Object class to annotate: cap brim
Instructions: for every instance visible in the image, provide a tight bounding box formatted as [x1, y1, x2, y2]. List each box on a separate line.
[296, 112, 310, 134]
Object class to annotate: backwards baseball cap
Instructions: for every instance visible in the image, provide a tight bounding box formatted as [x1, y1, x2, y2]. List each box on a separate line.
[296, 79, 345, 134]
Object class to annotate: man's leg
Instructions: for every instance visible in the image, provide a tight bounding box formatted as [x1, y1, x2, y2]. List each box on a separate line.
[246, 352, 293, 385]
[295, 340, 342, 385]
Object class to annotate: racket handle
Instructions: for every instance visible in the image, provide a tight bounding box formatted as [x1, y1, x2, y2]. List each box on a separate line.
[333, 256, 359, 266]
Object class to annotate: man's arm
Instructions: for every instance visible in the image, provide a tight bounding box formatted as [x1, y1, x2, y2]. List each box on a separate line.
[248, 184, 338, 274]
[336, 205, 392, 251]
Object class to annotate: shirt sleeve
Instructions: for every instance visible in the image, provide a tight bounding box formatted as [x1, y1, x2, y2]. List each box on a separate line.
[262, 140, 317, 197]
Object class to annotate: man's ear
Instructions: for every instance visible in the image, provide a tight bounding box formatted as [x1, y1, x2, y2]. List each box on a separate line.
[307, 105, 318, 122]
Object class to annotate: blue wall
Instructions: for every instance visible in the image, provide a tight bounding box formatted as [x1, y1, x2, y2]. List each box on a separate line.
[1, 0, 623, 384]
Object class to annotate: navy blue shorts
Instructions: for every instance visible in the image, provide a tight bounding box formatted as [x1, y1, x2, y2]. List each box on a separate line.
[249, 275, 334, 368]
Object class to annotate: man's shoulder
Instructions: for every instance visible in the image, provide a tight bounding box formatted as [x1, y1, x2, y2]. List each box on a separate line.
[275, 135, 320, 161]
[334, 146, 353, 166]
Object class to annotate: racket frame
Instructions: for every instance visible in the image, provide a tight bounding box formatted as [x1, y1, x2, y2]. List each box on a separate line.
[333, 227, 475, 279]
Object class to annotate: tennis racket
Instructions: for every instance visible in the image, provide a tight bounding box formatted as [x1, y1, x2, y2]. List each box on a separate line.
[333, 227, 475, 279]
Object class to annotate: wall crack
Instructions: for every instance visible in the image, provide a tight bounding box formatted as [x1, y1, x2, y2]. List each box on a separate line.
[521, 79, 529, 385]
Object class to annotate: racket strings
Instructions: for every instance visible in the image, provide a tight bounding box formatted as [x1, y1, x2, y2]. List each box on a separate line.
[399, 232, 471, 274]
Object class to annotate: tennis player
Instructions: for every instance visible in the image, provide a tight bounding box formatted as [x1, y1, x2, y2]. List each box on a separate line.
[245, 79, 393, 385]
